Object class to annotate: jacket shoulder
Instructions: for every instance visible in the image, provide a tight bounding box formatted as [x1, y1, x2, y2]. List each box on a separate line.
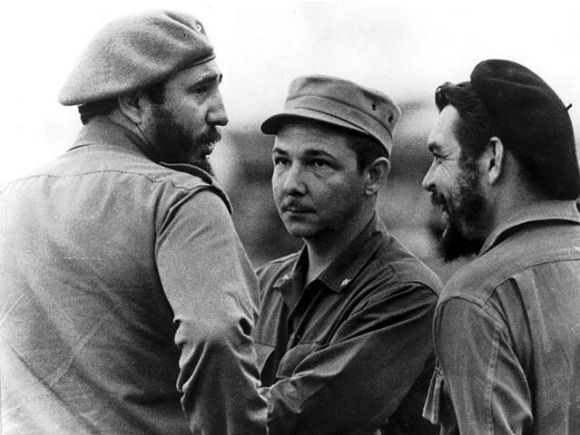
[257, 251, 299, 277]
[374, 235, 443, 295]
[256, 252, 300, 294]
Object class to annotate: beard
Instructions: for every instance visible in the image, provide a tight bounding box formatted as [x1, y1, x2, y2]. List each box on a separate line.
[150, 105, 221, 175]
[438, 160, 488, 262]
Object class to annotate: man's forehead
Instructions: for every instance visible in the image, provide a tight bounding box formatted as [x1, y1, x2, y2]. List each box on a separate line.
[427, 106, 461, 151]
[169, 59, 222, 85]
[272, 122, 352, 158]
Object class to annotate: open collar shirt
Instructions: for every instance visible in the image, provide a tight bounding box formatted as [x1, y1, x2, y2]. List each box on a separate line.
[254, 214, 442, 434]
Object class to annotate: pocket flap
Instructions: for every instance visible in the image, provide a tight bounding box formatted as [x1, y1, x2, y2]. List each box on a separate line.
[422, 365, 444, 425]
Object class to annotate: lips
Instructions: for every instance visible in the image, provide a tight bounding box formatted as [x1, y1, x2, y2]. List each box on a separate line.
[280, 201, 314, 214]
[201, 143, 215, 157]
[197, 128, 221, 157]
[203, 127, 221, 145]
[283, 206, 312, 213]
[430, 193, 450, 225]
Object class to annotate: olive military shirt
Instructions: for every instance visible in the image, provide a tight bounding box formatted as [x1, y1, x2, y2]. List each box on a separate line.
[254, 214, 442, 434]
[423, 200, 580, 434]
[0, 120, 267, 434]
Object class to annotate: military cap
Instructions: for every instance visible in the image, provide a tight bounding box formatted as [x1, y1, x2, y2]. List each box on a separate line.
[59, 10, 215, 106]
[261, 75, 401, 157]
[469, 59, 579, 199]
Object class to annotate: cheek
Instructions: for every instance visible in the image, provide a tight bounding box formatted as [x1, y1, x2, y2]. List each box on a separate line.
[321, 179, 358, 204]
[168, 102, 202, 125]
[435, 164, 460, 191]
[271, 172, 284, 199]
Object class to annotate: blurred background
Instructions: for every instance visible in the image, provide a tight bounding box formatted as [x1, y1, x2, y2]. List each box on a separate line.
[2, 0, 579, 281]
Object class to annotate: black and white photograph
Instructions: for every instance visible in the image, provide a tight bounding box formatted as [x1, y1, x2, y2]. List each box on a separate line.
[1, 1, 579, 433]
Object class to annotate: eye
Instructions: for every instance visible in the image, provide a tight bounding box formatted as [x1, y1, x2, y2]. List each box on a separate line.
[188, 79, 220, 97]
[309, 159, 329, 168]
[190, 84, 211, 96]
[273, 156, 290, 166]
[432, 154, 444, 165]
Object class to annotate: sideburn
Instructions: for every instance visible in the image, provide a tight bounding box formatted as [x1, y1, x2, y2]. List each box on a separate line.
[439, 158, 488, 262]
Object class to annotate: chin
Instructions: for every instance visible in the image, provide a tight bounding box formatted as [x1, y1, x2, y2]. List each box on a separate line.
[283, 221, 319, 239]
[439, 222, 484, 262]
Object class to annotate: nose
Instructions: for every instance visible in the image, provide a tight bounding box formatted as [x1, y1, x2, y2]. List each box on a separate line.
[281, 163, 307, 196]
[422, 161, 436, 192]
[207, 90, 228, 127]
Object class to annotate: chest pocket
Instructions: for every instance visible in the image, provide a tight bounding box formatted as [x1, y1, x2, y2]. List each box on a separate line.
[276, 342, 321, 379]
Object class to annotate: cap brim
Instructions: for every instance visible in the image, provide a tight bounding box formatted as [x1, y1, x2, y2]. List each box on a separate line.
[261, 108, 368, 136]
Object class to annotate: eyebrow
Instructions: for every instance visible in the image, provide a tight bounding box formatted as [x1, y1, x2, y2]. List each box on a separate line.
[303, 149, 335, 159]
[271, 147, 336, 159]
[193, 72, 223, 88]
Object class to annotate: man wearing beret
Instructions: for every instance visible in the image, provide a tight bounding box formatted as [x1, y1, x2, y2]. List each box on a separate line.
[422, 59, 580, 434]
[0, 11, 267, 434]
[254, 75, 442, 434]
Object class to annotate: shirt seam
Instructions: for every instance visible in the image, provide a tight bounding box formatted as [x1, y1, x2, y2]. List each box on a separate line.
[3, 168, 210, 193]
[435, 296, 506, 360]
[444, 254, 580, 308]
[486, 322, 502, 434]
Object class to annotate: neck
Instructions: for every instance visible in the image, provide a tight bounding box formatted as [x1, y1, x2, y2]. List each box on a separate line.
[103, 112, 161, 162]
[304, 209, 374, 284]
[488, 175, 546, 237]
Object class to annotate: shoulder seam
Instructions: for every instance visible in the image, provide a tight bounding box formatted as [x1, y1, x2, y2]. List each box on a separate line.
[2, 168, 212, 193]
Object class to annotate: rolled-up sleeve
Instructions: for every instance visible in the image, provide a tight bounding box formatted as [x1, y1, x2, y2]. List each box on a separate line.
[156, 189, 267, 434]
[435, 297, 532, 435]
[263, 284, 437, 434]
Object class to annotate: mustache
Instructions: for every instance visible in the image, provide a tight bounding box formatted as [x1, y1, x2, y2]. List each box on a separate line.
[430, 192, 446, 208]
[200, 127, 221, 145]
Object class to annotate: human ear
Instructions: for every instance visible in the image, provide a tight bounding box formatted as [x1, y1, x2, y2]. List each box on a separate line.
[117, 92, 148, 125]
[364, 157, 390, 196]
[486, 137, 504, 185]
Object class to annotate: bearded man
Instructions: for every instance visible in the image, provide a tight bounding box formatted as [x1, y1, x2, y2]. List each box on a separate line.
[0, 11, 267, 434]
[422, 59, 580, 434]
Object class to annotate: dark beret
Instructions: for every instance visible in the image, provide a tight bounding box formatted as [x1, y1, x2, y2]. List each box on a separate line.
[471, 59, 580, 199]
[261, 75, 401, 157]
[59, 10, 215, 106]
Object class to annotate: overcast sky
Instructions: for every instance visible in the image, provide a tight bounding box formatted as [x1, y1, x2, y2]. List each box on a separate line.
[2, 0, 579, 183]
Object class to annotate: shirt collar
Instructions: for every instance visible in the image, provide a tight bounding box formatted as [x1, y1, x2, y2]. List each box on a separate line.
[274, 213, 387, 298]
[318, 214, 386, 292]
[480, 200, 580, 255]
[273, 250, 309, 311]
[69, 119, 145, 155]
[68, 119, 232, 212]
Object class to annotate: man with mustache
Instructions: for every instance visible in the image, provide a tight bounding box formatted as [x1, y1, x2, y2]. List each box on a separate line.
[0, 11, 267, 434]
[422, 59, 580, 434]
[254, 75, 442, 434]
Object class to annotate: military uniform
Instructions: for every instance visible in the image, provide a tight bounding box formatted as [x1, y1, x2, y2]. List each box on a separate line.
[0, 120, 266, 433]
[255, 215, 441, 434]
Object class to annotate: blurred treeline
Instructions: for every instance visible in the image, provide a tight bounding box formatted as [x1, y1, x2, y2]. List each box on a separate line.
[219, 100, 468, 283]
